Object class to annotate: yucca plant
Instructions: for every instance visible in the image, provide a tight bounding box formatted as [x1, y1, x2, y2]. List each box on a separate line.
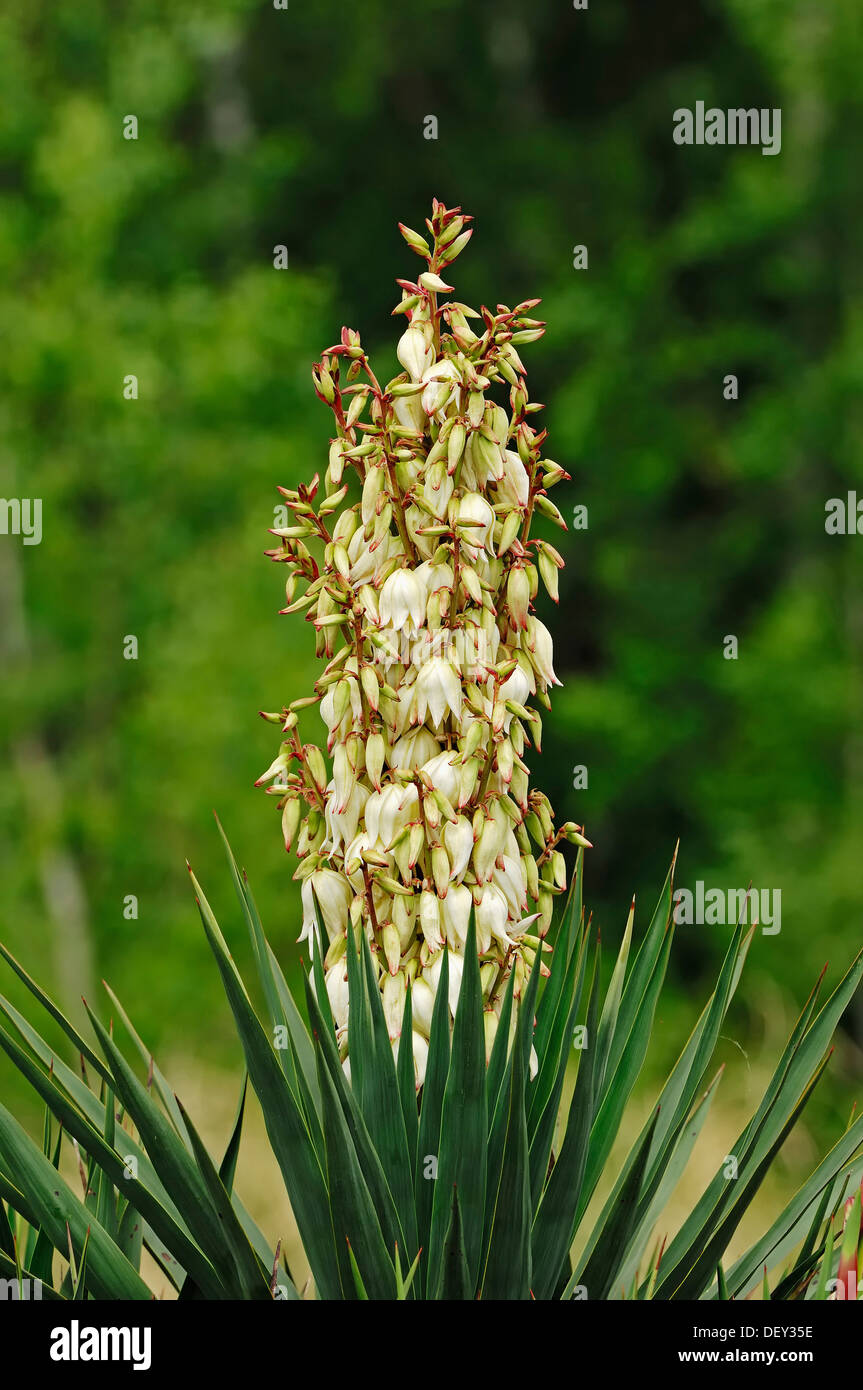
[1, 840, 862, 1301]
[1, 200, 862, 1302]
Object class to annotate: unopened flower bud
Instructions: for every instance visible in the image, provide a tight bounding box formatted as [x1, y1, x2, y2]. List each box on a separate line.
[507, 566, 531, 630]
[361, 465, 384, 526]
[281, 797, 301, 851]
[497, 510, 521, 556]
[419, 890, 442, 951]
[333, 680, 351, 726]
[371, 501, 393, 550]
[497, 739, 514, 784]
[324, 931, 347, 970]
[366, 732, 385, 789]
[537, 549, 560, 603]
[418, 271, 454, 293]
[458, 757, 479, 808]
[538, 887, 554, 935]
[360, 664, 380, 712]
[382, 923, 402, 975]
[535, 494, 567, 529]
[432, 845, 450, 897]
[447, 423, 466, 473]
[524, 853, 539, 900]
[408, 822, 425, 869]
[562, 822, 593, 849]
[398, 223, 432, 257]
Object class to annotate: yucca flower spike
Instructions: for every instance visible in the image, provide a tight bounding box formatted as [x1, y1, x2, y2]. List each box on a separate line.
[260, 201, 572, 1086]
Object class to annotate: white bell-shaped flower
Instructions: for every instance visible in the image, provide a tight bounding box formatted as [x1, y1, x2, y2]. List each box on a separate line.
[414, 656, 462, 726]
[441, 882, 473, 950]
[389, 728, 440, 772]
[457, 492, 495, 558]
[298, 870, 352, 954]
[396, 325, 434, 381]
[443, 815, 474, 880]
[324, 962, 350, 1030]
[420, 751, 460, 806]
[379, 567, 425, 632]
[525, 616, 561, 688]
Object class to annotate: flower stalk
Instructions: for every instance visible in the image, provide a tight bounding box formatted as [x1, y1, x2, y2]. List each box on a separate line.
[259, 200, 586, 1086]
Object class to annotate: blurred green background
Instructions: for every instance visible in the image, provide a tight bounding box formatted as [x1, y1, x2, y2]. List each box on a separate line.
[1, 0, 862, 1258]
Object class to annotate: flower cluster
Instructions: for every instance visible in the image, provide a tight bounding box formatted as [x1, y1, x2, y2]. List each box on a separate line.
[258, 201, 588, 1087]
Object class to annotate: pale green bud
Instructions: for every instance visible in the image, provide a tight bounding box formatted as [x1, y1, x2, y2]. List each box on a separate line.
[361, 465, 384, 526]
[460, 564, 483, 605]
[447, 422, 466, 472]
[324, 931, 347, 970]
[426, 591, 442, 629]
[358, 583, 380, 622]
[432, 845, 450, 897]
[281, 797, 301, 851]
[459, 758, 479, 808]
[419, 271, 454, 293]
[460, 720, 485, 761]
[366, 732, 385, 789]
[332, 508, 359, 548]
[467, 391, 485, 428]
[439, 228, 473, 265]
[398, 222, 432, 257]
[497, 510, 521, 556]
[372, 501, 393, 549]
[538, 887, 554, 934]
[382, 923, 402, 975]
[497, 740, 514, 784]
[537, 548, 560, 603]
[507, 566, 530, 630]
[255, 745, 291, 786]
[480, 963, 497, 997]
[378, 873, 414, 898]
[332, 543, 351, 581]
[408, 822, 425, 869]
[419, 890, 443, 951]
[535, 494, 567, 529]
[524, 853, 539, 900]
[333, 679, 351, 726]
[432, 788, 458, 824]
[345, 391, 367, 429]
[562, 822, 593, 849]
[328, 439, 346, 485]
[360, 664, 380, 711]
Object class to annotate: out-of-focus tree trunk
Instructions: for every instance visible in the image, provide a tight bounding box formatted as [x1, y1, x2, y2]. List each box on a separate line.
[0, 543, 96, 1018]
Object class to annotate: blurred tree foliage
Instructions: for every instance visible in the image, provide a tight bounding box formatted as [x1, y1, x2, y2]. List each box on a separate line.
[1, 0, 861, 1133]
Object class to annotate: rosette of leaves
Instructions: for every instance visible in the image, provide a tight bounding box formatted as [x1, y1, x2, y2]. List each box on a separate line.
[0, 831, 861, 1300]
